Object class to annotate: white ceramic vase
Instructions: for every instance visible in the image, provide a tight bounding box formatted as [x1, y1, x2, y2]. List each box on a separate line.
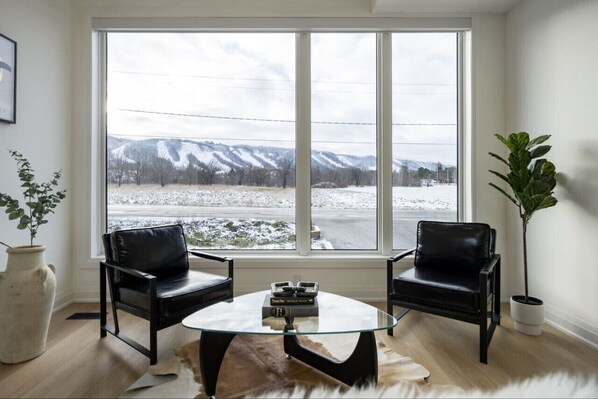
[510, 295, 544, 336]
[0, 246, 56, 364]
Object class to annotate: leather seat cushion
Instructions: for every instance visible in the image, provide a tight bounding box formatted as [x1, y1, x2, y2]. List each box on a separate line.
[119, 270, 232, 317]
[392, 267, 481, 312]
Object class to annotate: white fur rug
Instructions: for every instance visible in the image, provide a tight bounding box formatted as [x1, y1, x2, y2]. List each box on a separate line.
[258, 372, 598, 398]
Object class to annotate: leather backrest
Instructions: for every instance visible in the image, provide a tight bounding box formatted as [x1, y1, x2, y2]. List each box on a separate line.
[102, 233, 113, 263]
[414, 221, 492, 274]
[109, 224, 189, 284]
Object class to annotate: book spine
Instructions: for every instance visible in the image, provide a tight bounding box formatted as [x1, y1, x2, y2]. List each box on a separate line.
[270, 297, 315, 305]
[262, 305, 319, 318]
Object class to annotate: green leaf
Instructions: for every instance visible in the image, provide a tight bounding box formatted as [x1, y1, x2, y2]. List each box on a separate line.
[542, 161, 556, 176]
[536, 196, 558, 211]
[489, 183, 518, 206]
[8, 212, 19, 220]
[508, 150, 532, 172]
[507, 132, 530, 151]
[518, 193, 536, 216]
[495, 134, 508, 148]
[528, 134, 551, 148]
[489, 170, 510, 184]
[525, 180, 551, 197]
[530, 145, 551, 159]
[489, 152, 509, 167]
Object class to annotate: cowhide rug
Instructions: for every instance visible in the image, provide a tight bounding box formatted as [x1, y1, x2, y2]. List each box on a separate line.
[121, 333, 436, 398]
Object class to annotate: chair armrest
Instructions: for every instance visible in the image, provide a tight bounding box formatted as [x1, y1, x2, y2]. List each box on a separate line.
[388, 248, 416, 263]
[387, 248, 415, 296]
[479, 254, 501, 302]
[189, 250, 231, 263]
[100, 261, 157, 310]
[480, 254, 500, 277]
[188, 251, 234, 282]
[100, 260, 157, 281]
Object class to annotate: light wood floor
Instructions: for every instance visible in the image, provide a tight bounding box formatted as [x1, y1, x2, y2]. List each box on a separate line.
[1, 302, 597, 398]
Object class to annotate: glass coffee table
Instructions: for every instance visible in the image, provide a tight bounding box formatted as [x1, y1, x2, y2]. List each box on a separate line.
[182, 290, 397, 398]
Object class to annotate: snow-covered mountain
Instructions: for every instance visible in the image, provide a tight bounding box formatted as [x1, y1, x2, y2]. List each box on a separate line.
[108, 137, 448, 172]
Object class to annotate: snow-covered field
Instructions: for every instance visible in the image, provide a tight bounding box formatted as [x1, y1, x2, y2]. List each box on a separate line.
[108, 217, 298, 249]
[108, 184, 457, 210]
[107, 184, 456, 249]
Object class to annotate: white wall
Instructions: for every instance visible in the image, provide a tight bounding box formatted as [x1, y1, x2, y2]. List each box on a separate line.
[0, 0, 73, 309]
[0, 0, 509, 310]
[506, 0, 598, 346]
[68, 1, 508, 303]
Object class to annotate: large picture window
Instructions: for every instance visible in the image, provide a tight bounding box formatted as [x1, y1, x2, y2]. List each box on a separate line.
[104, 30, 462, 252]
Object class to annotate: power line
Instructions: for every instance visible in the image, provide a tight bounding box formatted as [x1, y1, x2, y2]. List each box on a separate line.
[114, 108, 457, 127]
[108, 133, 456, 146]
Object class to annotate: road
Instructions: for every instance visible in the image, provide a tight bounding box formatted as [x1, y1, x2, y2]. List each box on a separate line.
[108, 205, 455, 250]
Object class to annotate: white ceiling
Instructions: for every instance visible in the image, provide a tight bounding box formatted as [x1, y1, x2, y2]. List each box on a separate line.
[372, 0, 521, 14]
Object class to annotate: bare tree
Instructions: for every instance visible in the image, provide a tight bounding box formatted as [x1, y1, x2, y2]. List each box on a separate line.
[249, 166, 269, 187]
[349, 166, 365, 187]
[276, 155, 294, 189]
[400, 164, 409, 187]
[185, 163, 197, 185]
[128, 149, 148, 186]
[153, 157, 174, 187]
[109, 155, 129, 187]
[199, 160, 222, 185]
[236, 168, 246, 185]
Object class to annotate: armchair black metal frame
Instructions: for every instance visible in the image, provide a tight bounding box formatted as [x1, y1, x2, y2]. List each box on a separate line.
[387, 221, 501, 364]
[100, 225, 234, 365]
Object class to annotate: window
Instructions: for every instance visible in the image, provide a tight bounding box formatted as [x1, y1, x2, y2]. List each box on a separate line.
[391, 33, 459, 250]
[311, 33, 377, 250]
[106, 33, 296, 250]
[103, 29, 463, 253]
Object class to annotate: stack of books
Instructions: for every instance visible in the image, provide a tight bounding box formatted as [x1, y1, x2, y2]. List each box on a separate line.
[262, 293, 319, 318]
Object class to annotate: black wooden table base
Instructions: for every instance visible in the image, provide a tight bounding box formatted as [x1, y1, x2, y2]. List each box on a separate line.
[199, 331, 378, 398]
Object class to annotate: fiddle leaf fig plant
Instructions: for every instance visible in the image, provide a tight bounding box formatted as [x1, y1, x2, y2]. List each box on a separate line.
[489, 132, 558, 303]
[0, 150, 67, 247]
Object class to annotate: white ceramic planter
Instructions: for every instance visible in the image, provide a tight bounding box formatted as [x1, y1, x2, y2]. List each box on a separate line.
[0, 246, 56, 363]
[510, 295, 544, 336]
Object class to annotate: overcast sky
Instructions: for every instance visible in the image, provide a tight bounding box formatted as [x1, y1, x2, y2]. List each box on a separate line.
[107, 32, 457, 165]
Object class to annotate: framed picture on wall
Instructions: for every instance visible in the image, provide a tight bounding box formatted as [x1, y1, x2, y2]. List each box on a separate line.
[0, 33, 16, 124]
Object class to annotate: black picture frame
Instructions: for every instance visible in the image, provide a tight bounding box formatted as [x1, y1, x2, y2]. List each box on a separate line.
[0, 33, 16, 124]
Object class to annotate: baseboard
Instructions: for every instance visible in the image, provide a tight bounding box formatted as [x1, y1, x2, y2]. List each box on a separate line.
[53, 290, 73, 313]
[72, 290, 104, 303]
[544, 304, 598, 350]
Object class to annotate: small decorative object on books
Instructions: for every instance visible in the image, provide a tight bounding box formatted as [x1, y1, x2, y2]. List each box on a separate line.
[270, 281, 319, 298]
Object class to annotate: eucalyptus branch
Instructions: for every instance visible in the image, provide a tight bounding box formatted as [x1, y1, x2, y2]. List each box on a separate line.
[0, 150, 67, 246]
[0, 241, 12, 249]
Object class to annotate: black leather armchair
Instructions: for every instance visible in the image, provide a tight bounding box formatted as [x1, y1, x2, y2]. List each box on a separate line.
[387, 221, 500, 363]
[100, 224, 233, 364]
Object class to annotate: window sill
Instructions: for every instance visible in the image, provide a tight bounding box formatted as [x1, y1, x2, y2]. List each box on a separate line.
[84, 253, 415, 270]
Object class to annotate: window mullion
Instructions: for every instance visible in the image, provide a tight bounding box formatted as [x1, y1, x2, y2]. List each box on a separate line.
[378, 33, 393, 256]
[295, 32, 311, 255]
